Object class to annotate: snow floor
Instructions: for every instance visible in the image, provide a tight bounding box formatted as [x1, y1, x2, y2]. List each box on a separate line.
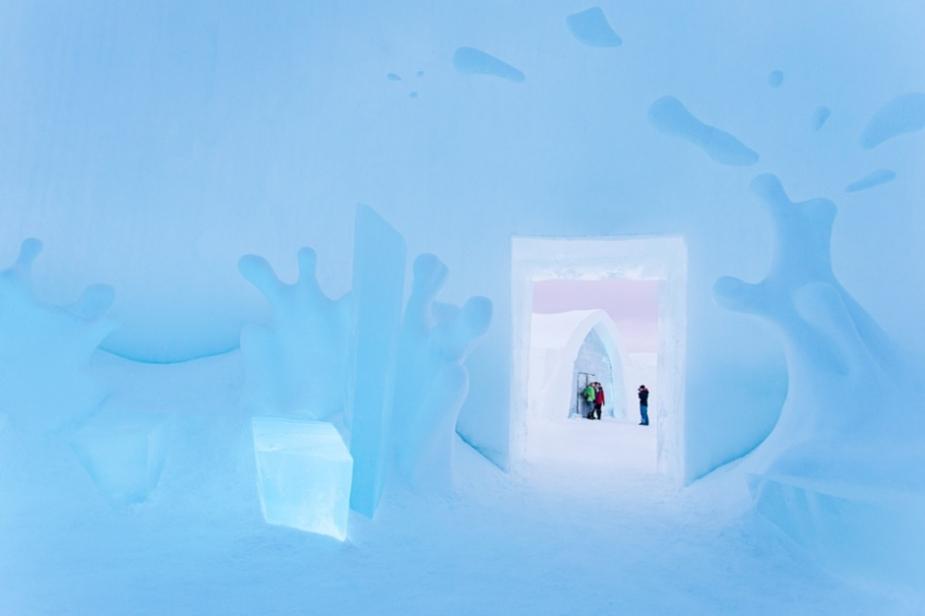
[1, 352, 921, 615]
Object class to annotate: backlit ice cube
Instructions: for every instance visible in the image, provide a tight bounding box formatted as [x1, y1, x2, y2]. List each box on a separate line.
[252, 416, 353, 541]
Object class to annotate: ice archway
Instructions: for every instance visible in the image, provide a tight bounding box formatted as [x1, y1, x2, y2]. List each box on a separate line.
[527, 310, 630, 423]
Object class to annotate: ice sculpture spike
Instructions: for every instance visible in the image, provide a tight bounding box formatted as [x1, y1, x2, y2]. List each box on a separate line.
[0, 238, 115, 433]
[714, 174, 898, 467]
[238, 248, 351, 420]
[391, 253, 492, 489]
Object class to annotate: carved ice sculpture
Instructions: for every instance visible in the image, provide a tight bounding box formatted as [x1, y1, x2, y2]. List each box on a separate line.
[714, 174, 924, 587]
[0, 239, 115, 434]
[238, 248, 351, 420]
[252, 416, 353, 541]
[391, 254, 492, 489]
[240, 209, 491, 525]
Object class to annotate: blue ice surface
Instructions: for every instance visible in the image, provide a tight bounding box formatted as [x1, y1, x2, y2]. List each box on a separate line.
[386, 73, 401, 81]
[812, 106, 831, 131]
[845, 169, 896, 193]
[566, 7, 622, 47]
[252, 416, 353, 541]
[860, 92, 925, 149]
[348, 205, 407, 517]
[648, 96, 759, 166]
[768, 70, 784, 87]
[71, 412, 169, 505]
[452, 47, 525, 82]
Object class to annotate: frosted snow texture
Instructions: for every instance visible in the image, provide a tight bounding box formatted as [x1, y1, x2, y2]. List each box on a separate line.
[648, 96, 759, 166]
[845, 169, 895, 193]
[859, 92, 925, 149]
[252, 417, 353, 541]
[348, 206, 406, 517]
[71, 410, 169, 505]
[391, 254, 492, 489]
[0, 239, 115, 434]
[453, 47, 525, 82]
[566, 7, 622, 48]
[238, 249, 351, 420]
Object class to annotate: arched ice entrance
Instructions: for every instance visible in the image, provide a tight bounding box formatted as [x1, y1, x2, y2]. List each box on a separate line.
[527, 310, 630, 423]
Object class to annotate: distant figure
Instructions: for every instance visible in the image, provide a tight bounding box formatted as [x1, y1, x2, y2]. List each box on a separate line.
[592, 382, 605, 420]
[638, 385, 650, 426]
[581, 383, 596, 418]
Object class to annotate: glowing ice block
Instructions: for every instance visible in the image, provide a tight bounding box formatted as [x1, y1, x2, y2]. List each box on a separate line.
[252, 416, 353, 541]
[71, 413, 168, 505]
[347, 205, 406, 517]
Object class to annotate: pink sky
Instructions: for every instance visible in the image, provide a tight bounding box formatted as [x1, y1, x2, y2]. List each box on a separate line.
[532, 278, 660, 352]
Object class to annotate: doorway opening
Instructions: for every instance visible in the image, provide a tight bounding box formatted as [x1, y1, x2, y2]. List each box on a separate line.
[510, 236, 687, 481]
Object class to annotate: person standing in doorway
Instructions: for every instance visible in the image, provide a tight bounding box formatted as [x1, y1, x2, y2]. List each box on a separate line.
[638, 385, 650, 426]
[592, 382, 605, 420]
[582, 382, 596, 419]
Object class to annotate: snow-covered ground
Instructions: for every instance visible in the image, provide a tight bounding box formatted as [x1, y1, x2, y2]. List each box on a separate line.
[1, 351, 919, 615]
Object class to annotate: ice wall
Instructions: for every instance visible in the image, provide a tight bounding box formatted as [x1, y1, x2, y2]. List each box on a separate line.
[2, 1, 924, 480]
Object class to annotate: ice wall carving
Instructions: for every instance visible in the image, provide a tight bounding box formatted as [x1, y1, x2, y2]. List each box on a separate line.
[859, 92, 925, 149]
[811, 106, 831, 131]
[238, 249, 351, 420]
[566, 7, 622, 48]
[0, 239, 115, 434]
[391, 255, 492, 489]
[714, 175, 924, 587]
[714, 174, 896, 462]
[648, 96, 759, 166]
[453, 47, 526, 82]
[845, 169, 895, 193]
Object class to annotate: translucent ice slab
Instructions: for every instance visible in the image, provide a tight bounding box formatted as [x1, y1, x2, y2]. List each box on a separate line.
[252, 416, 353, 541]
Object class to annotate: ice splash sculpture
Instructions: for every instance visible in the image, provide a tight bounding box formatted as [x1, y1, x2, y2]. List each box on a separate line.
[0, 239, 115, 434]
[252, 417, 353, 541]
[714, 174, 925, 587]
[859, 92, 925, 149]
[452, 47, 526, 83]
[238, 248, 351, 420]
[648, 96, 759, 166]
[566, 7, 622, 48]
[391, 254, 492, 489]
[845, 169, 895, 193]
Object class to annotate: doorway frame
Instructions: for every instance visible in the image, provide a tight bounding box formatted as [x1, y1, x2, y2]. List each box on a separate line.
[510, 235, 688, 482]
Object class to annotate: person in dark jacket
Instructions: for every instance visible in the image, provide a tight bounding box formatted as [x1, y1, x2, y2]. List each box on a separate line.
[638, 385, 650, 425]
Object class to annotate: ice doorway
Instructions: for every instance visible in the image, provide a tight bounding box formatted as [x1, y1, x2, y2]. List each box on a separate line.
[510, 237, 687, 481]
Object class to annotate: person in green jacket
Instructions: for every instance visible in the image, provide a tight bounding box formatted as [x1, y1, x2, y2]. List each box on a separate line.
[582, 383, 596, 419]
